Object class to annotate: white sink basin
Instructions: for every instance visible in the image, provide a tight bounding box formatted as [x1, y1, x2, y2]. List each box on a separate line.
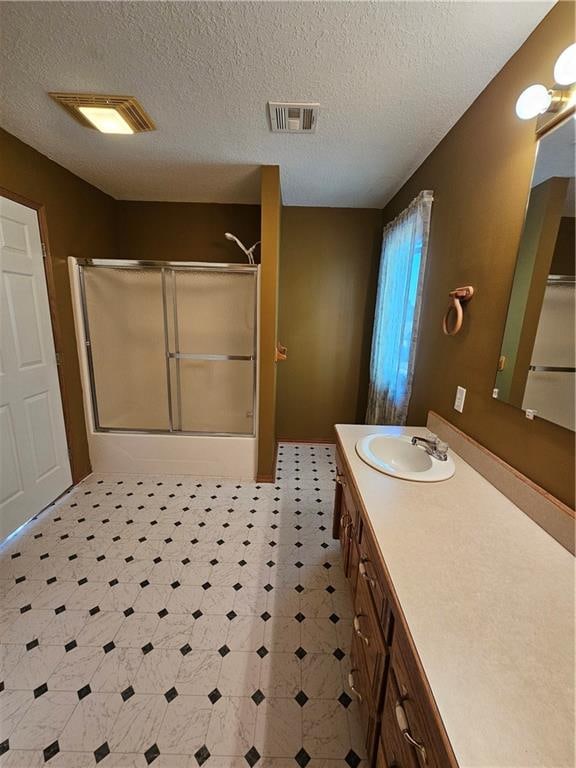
[356, 434, 455, 482]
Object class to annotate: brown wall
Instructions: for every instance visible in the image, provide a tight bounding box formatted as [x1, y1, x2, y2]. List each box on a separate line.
[0, 128, 117, 482]
[258, 166, 282, 480]
[381, 2, 575, 507]
[277, 207, 382, 441]
[115, 201, 260, 263]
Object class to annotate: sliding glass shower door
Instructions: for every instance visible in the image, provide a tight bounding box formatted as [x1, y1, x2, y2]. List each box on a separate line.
[79, 261, 257, 436]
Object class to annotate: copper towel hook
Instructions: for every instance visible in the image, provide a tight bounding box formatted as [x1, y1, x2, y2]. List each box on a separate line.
[442, 286, 474, 336]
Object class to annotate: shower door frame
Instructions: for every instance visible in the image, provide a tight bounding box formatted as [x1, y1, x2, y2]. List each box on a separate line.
[77, 259, 259, 438]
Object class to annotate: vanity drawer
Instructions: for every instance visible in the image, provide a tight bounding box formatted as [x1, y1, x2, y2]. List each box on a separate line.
[358, 519, 389, 629]
[353, 563, 388, 709]
[379, 670, 420, 768]
[390, 626, 452, 768]
[349, 633, 378, 759]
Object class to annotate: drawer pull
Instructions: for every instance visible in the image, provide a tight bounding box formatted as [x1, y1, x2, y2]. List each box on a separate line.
[353, 614, 370, 645]
[348, 670, 363, 702]
[395, 700, 427, 763]
[359, 560, 376, 588]
[336, 472, 347, 487]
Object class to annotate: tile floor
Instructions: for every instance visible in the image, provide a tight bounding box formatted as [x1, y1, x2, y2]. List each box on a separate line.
[0, 444, 365, 767]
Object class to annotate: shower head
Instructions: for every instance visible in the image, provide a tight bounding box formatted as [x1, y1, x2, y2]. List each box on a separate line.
[224, 232, 260, 265]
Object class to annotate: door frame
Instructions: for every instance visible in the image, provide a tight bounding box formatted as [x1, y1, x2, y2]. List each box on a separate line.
[0, 186, 77, 482]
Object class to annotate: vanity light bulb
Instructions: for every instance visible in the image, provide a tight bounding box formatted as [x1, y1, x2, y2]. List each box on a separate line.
[515, 84, 552, 120]
[554, 43, 576, 86]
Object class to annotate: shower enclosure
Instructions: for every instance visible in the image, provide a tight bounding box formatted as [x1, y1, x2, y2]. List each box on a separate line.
[70, 259, 259, 478]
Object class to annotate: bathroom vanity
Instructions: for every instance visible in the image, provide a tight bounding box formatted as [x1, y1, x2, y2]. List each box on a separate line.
[333, 423, 574, 768]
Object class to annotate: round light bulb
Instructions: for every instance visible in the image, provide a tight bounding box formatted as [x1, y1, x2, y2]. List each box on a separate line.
[554, 43, 576, 86]
[515, 84, 552, 120]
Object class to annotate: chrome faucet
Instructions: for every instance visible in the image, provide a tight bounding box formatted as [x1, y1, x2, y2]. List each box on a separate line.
[411, 434, 449, 461]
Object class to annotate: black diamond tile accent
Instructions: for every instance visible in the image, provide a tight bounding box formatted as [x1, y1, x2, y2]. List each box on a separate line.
[192, 609, 203, 619]
[0, 740, 8, 756]
[218, 644, 230, 657]
[202, 582, 211, 590]
[43, 740, 60, 762]
[118, 680, 136, 701]
[295, 646, 307, 660]
[20, 604, 31, 614]
[142, 642, 154, 654]
[295, 690, 309, 707]
[182, 558, 190, 565]
[256, 645, 269, 658]
[65, 640, 77, 653]
[140, 580, 150, 588]
[210, 559, 218, 566]
[77, 684, 91, 700]
[103, 641, 115, 654]
[47, 576, 57, 585]
[263, 583, 273, 592]
[232, 582, 242, 591]
[158, 608, 169, 619]
[294, 562, 303, 569]
[245, 746, 261, 766]
[251, 689, 265, 705]
[170, 581, 180, 589]
[260, 611, 271, 622]
[226, 610, 237, 621]
[238, 559, 247, 567]
[34, 682, 48, 698]
[295, 747, 311, 767]
[54, 605, 66, 615]
[144, 743, 160, 764]
[124, 607, 134, 617]
[109, 578, 119, 587]
[323, 562, 332, 569]
[294, 612, 305, 623]
[266, 560, 275, 568]
[78, 577, 88, 586]
[345, 749, 361, 768]
[180, 643, 192, 656]
[194, 745, 211, 766]
[89, 606, 100, 616]
[26, 638, 39, 651]
[329, 613, 340, 624]
[338, 691, 352, 709]
[208, 687, 222, 704]
[94, 741, 110, 763]
[326, 585, 335, 594]
[295, 584, 304, 593]
[15, 576, 25, 584]
[164, 686, 178, 702]
[333, 647, 345, 661]
[0, 682, 4, 692]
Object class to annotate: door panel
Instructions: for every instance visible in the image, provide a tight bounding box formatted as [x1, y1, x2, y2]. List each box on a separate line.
[0, 196, 72, 539]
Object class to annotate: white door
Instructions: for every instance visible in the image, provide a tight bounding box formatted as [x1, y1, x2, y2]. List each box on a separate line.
[0, 196, 72, 539]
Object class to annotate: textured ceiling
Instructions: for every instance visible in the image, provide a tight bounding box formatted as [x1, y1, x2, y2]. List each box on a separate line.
[0, 1, 554, 207]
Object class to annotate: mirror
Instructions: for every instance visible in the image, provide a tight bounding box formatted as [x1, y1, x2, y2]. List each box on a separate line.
[495, 114, 575, 431]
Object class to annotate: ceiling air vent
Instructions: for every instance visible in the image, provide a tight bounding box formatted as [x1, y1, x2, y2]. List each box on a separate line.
[268, 102, 319, 133]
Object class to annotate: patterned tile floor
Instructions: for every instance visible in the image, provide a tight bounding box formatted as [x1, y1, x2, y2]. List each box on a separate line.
[0, 444, 366, 768]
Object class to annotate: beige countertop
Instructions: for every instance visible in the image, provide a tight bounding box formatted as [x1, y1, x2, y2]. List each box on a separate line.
[335, 424, 574, 768]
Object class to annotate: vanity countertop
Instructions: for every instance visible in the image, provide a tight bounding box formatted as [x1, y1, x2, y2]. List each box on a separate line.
[335, 424, 574, 768]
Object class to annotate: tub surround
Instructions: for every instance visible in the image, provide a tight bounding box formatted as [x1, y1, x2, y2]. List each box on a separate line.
[335, 422, 574, 767]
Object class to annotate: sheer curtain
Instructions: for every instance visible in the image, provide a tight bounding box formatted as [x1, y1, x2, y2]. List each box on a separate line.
[366, 190, 433, 425]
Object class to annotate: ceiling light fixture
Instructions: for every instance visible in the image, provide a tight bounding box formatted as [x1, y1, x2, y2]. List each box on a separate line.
[49, 93, 155, 134]
[515, 43, 576, 121]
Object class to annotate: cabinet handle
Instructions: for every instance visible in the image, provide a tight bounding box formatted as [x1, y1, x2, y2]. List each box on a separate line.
[353, 614, 370, 645]
[336, 472, 347, 487]
[359, 560, 376, 588]
[348, 670, 363, 702]
[395, 700, 427, 763]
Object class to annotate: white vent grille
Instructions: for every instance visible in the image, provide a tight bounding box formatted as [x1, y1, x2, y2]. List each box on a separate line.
[268, 102, 319, 133]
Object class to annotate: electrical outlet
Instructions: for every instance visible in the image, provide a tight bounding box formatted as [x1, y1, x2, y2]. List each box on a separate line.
[454, 386, 466, 413]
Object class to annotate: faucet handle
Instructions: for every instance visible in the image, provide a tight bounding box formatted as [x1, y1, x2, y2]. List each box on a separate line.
[436, 440, 449, 455]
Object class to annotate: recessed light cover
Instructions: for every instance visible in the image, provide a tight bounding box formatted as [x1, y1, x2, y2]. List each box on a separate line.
[78, 106, 134, 134]
[49, 93, 155, 133]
